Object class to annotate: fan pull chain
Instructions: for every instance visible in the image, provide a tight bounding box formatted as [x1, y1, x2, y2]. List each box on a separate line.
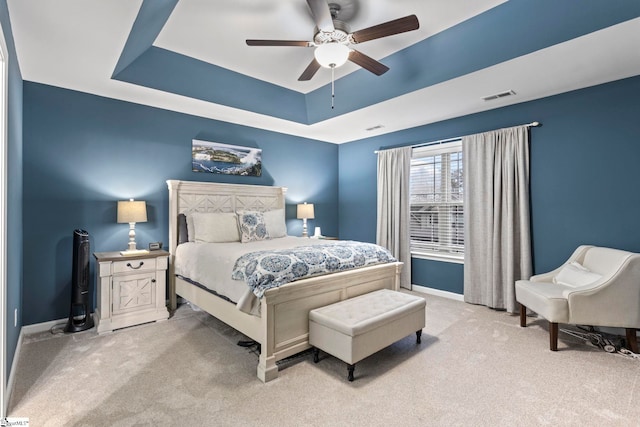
[331, 65, 335, 109]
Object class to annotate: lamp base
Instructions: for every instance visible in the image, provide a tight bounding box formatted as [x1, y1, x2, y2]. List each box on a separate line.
[120, 249, 150, 256]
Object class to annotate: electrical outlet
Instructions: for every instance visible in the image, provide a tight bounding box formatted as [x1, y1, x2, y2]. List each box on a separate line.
[14, 308, 17, 327]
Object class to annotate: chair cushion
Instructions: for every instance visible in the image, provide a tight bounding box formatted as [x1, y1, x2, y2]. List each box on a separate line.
[553, 262, 601, 287]
[515, 280, 570, 323]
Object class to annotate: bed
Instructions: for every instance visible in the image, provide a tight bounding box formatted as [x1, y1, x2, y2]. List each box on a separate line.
[167, 180, 402, 382]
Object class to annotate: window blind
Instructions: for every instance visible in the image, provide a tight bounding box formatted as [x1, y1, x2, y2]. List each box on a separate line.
[410, 142, 464, 259]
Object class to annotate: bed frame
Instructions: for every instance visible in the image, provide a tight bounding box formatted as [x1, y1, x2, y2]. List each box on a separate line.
[167, 180, 402, 382]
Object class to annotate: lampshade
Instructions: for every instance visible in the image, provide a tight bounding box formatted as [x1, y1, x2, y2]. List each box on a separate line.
[117, 199, 148, 223]
[314, 42, 349, 68]
[297, 202, 315, 219]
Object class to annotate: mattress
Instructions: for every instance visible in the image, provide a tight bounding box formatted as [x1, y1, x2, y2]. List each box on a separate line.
[174, 236, 341, 314]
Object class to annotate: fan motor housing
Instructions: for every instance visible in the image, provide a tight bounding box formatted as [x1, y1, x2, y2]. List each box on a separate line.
[314, 19, 350, 45]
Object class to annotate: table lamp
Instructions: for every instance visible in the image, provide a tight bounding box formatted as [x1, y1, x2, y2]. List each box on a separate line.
[297, 202, 315, 237]
[117, 199, 149, 255]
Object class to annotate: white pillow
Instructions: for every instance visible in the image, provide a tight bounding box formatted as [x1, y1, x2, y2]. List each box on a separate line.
[263, 209, 287, 238]
[190, 212, 240, 243]
[553, 261, 601, 288]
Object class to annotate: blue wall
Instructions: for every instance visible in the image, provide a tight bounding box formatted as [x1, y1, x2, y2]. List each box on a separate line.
[18, 59, 640, 327]
[0, 0, 23, 386]
[22, 83, 338, 325]
[339, 75, 640, 294]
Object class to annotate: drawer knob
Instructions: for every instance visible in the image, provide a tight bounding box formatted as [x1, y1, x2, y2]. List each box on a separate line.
[126, 261, 144, 270]
[151, 279, 156, 283]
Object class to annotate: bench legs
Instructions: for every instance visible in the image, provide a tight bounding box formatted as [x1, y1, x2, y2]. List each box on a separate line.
[344, 330, 422, 382]
[347, 364, 355, 382]
[313, 346, 357, 382]
[312, 329, 424, 382]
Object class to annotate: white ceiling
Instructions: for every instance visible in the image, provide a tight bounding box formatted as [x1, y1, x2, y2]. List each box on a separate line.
[156, 0, 506, 92]
[7, 0, 640, 144]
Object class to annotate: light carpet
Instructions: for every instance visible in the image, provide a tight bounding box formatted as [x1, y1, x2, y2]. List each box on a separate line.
[8, 293, 640, 426]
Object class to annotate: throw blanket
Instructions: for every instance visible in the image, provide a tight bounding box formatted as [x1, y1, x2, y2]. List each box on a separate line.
[232, 241, 396, 298]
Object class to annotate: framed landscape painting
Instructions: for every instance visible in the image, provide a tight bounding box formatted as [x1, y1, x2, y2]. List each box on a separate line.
[192, 139, 262, 177]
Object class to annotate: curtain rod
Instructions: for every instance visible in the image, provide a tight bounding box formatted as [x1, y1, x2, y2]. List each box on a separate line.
[374, 121, 540, 154]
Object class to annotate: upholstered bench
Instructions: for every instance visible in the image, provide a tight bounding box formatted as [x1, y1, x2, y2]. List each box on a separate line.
[309, 289, 426, 381]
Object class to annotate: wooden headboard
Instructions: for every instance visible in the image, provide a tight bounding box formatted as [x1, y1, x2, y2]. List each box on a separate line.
[166, 180, 287, 255]
[166, 180, 287, 310]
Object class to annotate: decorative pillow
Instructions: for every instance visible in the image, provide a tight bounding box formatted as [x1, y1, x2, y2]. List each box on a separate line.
[263, 209, 287, 238]
[237, 211, 270, 243]
[553, 261, 602, 288]
[190, 212, 240, 243]
[178, 213, 189, 244]
[186, 212, 196, 242]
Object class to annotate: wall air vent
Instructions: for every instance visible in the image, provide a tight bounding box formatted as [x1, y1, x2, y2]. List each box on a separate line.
[482, 90, 516, 101]
[366, 125, 385, 131]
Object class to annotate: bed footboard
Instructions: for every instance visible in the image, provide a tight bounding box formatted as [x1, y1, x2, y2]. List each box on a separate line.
[257, 261, 402, 382]
[174, 261, 401, 382]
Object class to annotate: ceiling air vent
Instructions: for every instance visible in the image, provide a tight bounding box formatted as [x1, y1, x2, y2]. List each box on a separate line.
[482, 90, 516, 102]
[366, 125, 385, 131]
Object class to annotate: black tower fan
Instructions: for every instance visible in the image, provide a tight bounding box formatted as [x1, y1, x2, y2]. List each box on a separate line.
[64, 229, 94, 332]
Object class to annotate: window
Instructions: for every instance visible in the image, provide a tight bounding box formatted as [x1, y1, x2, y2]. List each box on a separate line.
[410, 141, 464, 262]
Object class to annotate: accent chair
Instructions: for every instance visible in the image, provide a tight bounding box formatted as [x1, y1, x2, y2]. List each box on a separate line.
[515, 245, 640, 353]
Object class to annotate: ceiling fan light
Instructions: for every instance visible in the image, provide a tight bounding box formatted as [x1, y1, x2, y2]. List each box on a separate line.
[314, 43, 350, 68]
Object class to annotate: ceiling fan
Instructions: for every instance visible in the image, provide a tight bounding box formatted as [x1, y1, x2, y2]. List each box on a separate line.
[246, 0, 420, 81]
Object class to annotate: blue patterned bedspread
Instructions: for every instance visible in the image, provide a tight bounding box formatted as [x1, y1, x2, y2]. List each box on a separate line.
[231, 241, 396, 298]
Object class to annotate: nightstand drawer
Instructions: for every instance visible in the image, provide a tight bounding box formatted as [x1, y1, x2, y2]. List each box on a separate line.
[112, 258, 157, 274]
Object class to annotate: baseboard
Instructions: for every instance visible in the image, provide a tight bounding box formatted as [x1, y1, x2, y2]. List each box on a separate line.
[21, 317, 68, 335]
[411, 285, 464, 302]
[5, 327, 24, 415]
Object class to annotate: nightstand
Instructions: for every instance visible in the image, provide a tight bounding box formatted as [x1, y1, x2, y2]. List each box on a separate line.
[93, 250, 170, 334]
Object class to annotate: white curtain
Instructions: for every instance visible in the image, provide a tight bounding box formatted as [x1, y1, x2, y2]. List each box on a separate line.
[376, 146, 412, 289]
[463, 126, 532, 313]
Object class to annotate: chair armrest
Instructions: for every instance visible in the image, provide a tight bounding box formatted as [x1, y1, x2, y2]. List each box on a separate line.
[565, 254, 640, 326]
[561, 283, 601, 299]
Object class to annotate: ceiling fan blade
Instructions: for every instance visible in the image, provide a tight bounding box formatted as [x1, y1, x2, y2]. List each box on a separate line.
[351, 15, 419, 44]
[246, 40, 311, 47]
[306, 0, 335, 33]
[348, 50, 389, 76]
[298, 58, 322, 81]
